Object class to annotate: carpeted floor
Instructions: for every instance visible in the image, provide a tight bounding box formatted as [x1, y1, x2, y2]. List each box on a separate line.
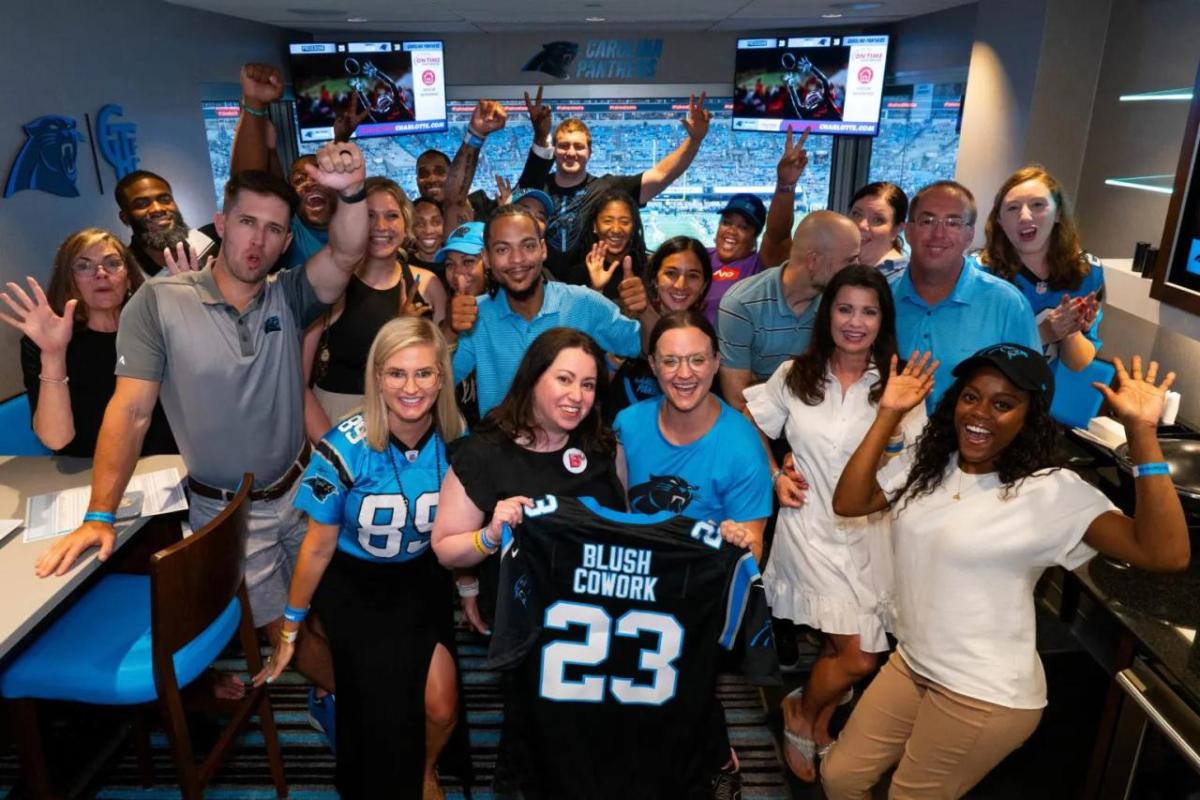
[0, 630, 791, 799]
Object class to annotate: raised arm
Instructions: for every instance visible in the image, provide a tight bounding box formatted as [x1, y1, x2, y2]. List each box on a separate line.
[517, 87, 555, 189]
[1083, 357, 1189, 571]
[639, 93, 712, 204]
[3, 277, 77, 450]
[230, 63, 284, 176]
[34, 376, 161, 577]
[303, 141, 368, 303]
[759, 128, 809, 268]
[445, 100, 508, 209]
[832, 353, 936, 517]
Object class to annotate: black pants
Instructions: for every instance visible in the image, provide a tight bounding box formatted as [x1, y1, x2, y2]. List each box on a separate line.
[314, 551, 454, 799]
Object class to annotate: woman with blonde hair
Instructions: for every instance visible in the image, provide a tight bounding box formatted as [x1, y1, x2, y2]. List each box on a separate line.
[304, 176, 449, 438]
[979, 166, 1103, 371]
[258, 316, 466, 800]
[1, 227, 173, 456]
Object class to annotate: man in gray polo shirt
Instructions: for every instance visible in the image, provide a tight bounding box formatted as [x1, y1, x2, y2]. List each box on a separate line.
[36, 143, 368, 638]
[717, 210, 860, 412]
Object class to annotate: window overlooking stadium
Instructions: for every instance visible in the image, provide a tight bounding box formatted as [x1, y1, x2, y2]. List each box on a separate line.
[867, 81, 965, 199]
[204, 97, 833, 250]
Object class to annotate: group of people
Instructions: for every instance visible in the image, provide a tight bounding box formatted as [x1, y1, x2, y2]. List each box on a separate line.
[1, 57, 1189, 800]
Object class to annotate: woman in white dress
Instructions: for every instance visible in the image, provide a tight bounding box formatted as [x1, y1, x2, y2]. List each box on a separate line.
[744, 265, 925, 782]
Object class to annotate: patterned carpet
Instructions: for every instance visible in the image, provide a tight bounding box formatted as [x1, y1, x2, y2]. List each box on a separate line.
[0, 632, 791, 799]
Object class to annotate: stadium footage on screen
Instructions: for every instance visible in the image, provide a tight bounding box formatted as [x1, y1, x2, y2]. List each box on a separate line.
[733, 35, 889, 136]
[288, 41, 448, 142]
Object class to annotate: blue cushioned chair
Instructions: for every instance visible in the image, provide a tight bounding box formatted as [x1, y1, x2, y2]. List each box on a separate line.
[0, 393, 52, 456]
[0, 475, 287, 799]
[1049, 357, 1116, 431]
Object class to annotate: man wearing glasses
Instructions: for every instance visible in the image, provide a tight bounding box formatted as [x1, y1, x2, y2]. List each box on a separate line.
[892, 181, 1040, 409]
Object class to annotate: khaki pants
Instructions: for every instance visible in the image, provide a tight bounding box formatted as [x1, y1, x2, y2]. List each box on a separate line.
[821, 652, 1042, 799]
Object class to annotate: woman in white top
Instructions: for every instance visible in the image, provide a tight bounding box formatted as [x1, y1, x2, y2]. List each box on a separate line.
[823, 344, 1188, 799]
[745, 265, 925, 782]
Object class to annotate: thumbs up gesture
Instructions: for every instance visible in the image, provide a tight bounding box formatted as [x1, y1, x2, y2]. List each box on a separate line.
[449, 272, 479, 332]
[616, 256, 647, 315]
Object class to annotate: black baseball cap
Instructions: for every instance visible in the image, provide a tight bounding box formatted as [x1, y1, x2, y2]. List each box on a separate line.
[718, 193, 767, 234]
[951, 343, 1054, 403]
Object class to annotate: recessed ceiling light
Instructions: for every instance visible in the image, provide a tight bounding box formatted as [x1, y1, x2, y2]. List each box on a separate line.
[586, 16, 606, 21]
[822, 12, 844, 17]
[346, 16, 368, 22]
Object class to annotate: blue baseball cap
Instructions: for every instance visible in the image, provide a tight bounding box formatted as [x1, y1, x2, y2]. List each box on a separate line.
[512, 188, 554, 217]
[718, 193, 767, 234]
[434, 222, 485, 263]
[952, 343, 1054, 403]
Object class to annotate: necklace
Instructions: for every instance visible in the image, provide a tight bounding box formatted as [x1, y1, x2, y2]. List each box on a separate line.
[386, 430, 445, 502]
[953, 466, 966, 501]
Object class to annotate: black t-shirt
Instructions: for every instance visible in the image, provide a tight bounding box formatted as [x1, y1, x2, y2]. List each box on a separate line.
[20, 330, 176, 458]
[518, 153, 643, 282]
[488, 494, 779, 800]
[316, 275, 402, 395]
[605, 356, 662, 424]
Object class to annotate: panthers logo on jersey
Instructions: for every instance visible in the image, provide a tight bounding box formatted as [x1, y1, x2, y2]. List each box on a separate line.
[628, 474, 699, 514]
[302, 475, 338, 503]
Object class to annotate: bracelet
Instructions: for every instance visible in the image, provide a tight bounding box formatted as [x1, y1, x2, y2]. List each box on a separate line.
[770, 468, 784, 484]
[241, 102, 268, 119]
[471, 530, 492, 556]
[83, 511, 115, 525]
[282, 604, 309, 623]
[1132, 461, 1170, 478]
[339, 186, 367, 204]
[885, 440, 904, 454]
[279, 627, 298, 644]
[463, 128, 486, 149]
[38, 374, 69, 384]
[776, 182, 797, 193]
[480, 526, 499, 550]
[457, 580, 480, 598]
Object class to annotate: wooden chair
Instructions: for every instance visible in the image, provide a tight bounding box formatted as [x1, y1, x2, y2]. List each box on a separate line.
[1, 474, 287, 799]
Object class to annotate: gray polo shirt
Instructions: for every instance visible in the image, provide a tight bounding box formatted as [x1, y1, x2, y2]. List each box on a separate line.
[116, 265, 326, 490]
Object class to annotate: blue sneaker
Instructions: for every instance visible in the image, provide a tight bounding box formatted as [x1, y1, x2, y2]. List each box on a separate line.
[307, 687, 336, 754]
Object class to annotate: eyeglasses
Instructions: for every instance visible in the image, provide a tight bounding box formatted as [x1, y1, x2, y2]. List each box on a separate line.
[914, 215, 972, 232]
[656, 353, 712, 372]
[380, 367, 439, 389]
[72, 261, 127, 277]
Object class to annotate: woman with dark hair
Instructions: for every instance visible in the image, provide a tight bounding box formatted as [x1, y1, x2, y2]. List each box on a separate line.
[979, 165, 1103, 371]
[743, 265, 925, 782]
[575, 188, 650, 300]
[822, 346, 1188, 798]
[303, 177, 447, 438]
[2, 227, 174, 456]
[606, 235, 713, 420]
[848, 181, 908, 277]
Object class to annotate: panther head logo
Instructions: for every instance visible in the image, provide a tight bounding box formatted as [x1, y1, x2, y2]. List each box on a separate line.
[302, 475, 338, 503]
[4, 116, 82, 198]
[628, 474, 699, 514]
[522, 41, 580, 80]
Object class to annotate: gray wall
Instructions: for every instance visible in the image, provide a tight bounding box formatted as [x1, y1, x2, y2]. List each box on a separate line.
[0, 0, 292, 398]
[1074, 0, 1200, 259]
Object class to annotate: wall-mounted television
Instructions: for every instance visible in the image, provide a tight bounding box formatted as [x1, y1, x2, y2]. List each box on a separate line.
[732, 34, 889, 136]
[288, 41, 447, 143]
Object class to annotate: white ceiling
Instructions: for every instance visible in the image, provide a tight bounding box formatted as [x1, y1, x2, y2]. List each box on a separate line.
[163, 0, 975, 33]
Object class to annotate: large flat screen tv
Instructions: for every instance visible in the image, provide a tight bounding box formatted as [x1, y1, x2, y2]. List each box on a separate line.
[732, 34, 889, 135]
[288, 41, 447, 143]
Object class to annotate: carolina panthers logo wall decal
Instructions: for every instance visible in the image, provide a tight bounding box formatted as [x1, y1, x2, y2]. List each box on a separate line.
[4, 116, 82, 198]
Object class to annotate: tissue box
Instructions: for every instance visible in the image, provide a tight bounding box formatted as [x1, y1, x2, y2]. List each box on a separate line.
[1087, 416, 1127, 449]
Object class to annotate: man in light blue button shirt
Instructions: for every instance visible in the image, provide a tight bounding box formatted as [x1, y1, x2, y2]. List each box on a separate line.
[892, 181, 1040, 409]
[449, 206, 644, 416]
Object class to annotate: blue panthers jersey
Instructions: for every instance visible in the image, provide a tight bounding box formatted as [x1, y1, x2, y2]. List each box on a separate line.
[294, 414, 447, 563]
[1011, 255, 1105, 363]
[614, 396, 772, 524]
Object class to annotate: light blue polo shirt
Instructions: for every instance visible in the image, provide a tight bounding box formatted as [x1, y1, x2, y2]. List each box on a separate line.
[717, 264, 819, 380]
[452, 281, 642, 416]
[891, 259, 1041, 409]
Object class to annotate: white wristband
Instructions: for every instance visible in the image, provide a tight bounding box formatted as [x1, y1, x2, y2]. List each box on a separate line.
[457, 580, 480, 598]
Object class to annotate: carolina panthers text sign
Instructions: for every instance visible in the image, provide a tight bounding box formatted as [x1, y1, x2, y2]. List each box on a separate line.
[523, 39, 662, 81]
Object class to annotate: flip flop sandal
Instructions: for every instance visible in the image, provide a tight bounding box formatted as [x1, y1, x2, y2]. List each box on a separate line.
[781, 687, 819, 782]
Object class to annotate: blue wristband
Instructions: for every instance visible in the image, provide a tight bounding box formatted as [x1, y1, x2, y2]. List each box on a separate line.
[480, 527, 498, 550]
[464, 128, 485, 149]
[885, 441, 904, 454]
[1132, 461, 1170, 478]
[283, 604, 309, 623]
[83, 511, 116, 525]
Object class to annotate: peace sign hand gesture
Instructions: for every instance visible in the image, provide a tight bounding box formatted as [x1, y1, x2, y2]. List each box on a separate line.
[879, 351, 938, 415]
[524, 86, 552, 145]
[0, 277, 76, 356]
[1098, 355, 1175, 432]
[681, 92, 712, 141]
[777, 126, 810, 186]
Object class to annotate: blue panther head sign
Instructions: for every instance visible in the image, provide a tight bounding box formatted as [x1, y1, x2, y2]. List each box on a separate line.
[4, 115, 82, 198]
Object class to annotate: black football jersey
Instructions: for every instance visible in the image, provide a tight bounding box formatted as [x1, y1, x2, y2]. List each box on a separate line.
[488, 495, 779, 800]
